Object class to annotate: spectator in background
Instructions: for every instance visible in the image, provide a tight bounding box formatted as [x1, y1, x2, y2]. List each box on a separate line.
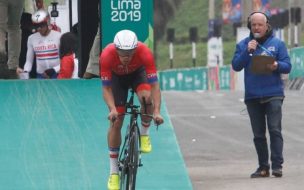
[16, 9, 61, 79]
[231, 12, 291, 178]
[83, 26, 100, 79]
[57, 32, 79, 79]
[83, 1, 100, 79]
[0, 0, 24, 79]
[19, 12, 37, 79]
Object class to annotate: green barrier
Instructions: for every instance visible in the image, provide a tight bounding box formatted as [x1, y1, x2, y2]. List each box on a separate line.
[219, 66, 231, 90]
[159, 66, 233, 91]
[289, 47, 304, 80]
[159, 67, 208, 91]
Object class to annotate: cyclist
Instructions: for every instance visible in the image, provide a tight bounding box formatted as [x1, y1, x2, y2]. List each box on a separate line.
[100, 29, 164, 190]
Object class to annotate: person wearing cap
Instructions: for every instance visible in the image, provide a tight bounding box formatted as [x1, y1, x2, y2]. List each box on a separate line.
[16, 9, 61, 79]
[34, 0, 61, 32]
[0, 0, 24, 79]
[100, 29, 164, 190]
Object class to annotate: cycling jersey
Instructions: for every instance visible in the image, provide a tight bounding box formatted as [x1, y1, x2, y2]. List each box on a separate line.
[23, 30, 61, 74]
[111, 66, 148, 108]
[100, 42, 158, 87]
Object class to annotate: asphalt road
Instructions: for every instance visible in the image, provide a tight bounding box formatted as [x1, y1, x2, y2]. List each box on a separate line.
[163, 90, 304, 190]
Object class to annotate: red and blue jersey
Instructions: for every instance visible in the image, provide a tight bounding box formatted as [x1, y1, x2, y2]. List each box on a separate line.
[100, 42, 158, 86]
[23, 30, 61, 74]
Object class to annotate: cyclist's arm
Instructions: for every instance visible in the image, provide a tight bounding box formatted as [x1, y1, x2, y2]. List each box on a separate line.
[138, 43, 163, 123]
[150, 82, 161, 115]
[100, 48, 118, 120]
[150, 82, 164, 125]
[102, 86, 117, 113]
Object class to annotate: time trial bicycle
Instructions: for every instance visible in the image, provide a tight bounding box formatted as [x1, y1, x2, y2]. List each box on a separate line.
[118, 89, 155, 190]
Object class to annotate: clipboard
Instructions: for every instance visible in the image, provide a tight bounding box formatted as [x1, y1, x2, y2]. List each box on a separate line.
[251, 55, 275, 74]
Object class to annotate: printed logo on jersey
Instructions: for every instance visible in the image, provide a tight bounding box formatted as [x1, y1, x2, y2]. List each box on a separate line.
[101, 72, 112, 86]
[35, 44, 59, 61]
[147, 72, 158, 83]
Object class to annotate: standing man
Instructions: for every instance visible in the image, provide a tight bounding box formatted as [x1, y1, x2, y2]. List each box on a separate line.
[83, 26, 100, 79]
[16, 9, 61, 79]
[231, 12, 291, 178]
[83, 0, 100, 79]
[100, 29, 164, 190]
[0, 0, 24, 79]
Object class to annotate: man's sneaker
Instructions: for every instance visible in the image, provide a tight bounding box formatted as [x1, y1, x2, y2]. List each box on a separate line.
[107, 174, 120, 190]
[250, 167, 270, 178]
[140, 135, 152, 153]
[272, 168, 283, 177]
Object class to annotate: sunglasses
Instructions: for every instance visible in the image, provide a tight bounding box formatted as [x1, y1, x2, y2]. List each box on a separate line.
[33, 22, 48, 30]
[116, 49, 136, 57]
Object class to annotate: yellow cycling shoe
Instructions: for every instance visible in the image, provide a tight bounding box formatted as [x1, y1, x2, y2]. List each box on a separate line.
[107, 173, 120, 190]
[140, 135, 152, 153]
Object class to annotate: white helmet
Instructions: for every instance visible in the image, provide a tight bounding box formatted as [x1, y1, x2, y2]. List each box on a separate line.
[32, 9, 50, 25]
[113, 30, 138, 50]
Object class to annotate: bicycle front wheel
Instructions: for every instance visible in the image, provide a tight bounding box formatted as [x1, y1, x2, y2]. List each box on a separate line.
[125, 127, 140, 190]
[120, 159, 128, 190]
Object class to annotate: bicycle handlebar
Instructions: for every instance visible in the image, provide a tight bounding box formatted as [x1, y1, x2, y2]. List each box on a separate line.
[112, 89, 161, 129]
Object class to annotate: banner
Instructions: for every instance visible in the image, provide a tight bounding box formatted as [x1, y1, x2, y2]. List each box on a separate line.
[158, 66, 235, 91]
[222, 0, 242, 24]
[252, 0, 270, 15]
[289, 47, 304, 80]
[219, 66, 232, 90]
[159, 68, 208, 91]
[101, 0, 153, 49]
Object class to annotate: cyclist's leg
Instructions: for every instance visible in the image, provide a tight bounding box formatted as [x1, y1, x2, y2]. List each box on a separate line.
[131, 67, 153, 132]
[136, 84, 153, 131]
[108, 73, 129, 174]
[108, 73, 131, 189]
[131, 67, 153, 153]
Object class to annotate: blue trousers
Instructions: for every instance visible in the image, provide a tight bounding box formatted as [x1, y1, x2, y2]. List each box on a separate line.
[37, 73, 58, 79]
[245, 98, 284, 170]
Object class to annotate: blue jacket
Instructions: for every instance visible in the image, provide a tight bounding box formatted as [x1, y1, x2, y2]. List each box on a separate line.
[231, 33, 291, 100]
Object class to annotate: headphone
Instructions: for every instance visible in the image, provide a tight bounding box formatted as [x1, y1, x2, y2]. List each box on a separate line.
[247, 11, 270, 29]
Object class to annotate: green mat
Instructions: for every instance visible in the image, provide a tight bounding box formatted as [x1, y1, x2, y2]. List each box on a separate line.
[0, 79, 192, 189]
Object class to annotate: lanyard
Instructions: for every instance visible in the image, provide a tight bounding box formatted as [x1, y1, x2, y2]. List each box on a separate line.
[257, 44, 274, 57]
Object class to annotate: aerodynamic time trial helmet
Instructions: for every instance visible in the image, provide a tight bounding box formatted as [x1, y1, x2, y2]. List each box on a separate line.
[113, 30, 138, 50]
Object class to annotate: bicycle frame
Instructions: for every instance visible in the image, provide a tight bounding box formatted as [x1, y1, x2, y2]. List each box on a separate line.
[119, 90, 142, 190]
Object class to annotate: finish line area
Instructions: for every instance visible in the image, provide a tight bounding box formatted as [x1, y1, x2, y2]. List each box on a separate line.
[0, 79, 192, 189]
